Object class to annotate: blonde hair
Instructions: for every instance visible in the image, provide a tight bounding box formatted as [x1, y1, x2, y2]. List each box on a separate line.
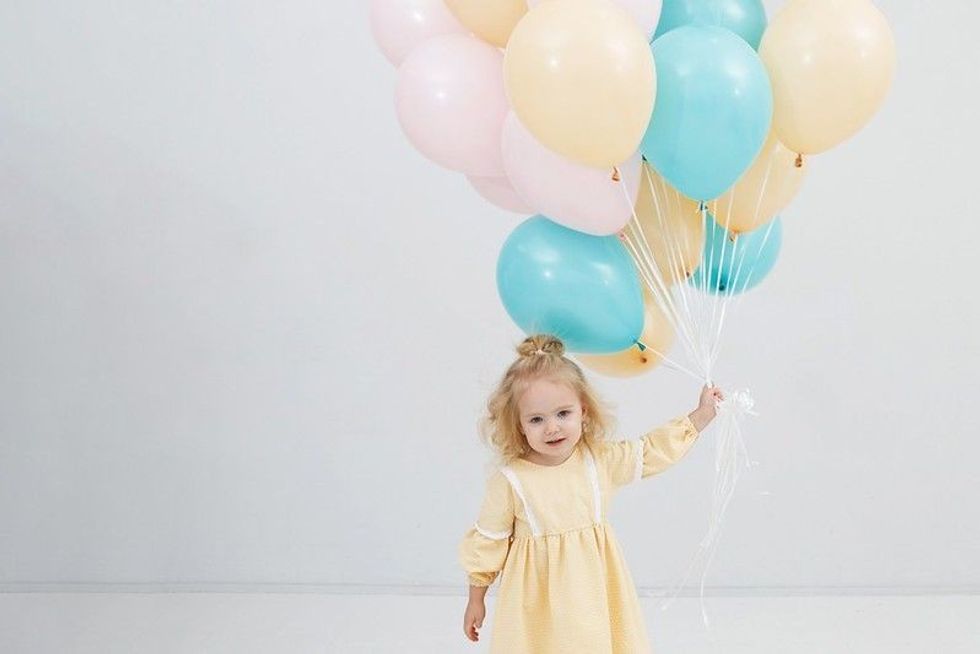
[480, 334, 615, 463]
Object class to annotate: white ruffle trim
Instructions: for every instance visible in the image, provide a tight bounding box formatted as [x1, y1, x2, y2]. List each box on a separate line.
[474, 522, 512, 541]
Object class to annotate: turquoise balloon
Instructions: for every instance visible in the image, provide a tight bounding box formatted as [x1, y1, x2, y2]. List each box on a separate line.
[496, 216, 643, 353]
[690, 216, 782, 295]
[640, 25, 772, 201]
[654, 0, 767, 50]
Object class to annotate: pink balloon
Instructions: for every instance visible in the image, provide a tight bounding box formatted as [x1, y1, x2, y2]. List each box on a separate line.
[501, 113, 642, 235]
[467, 175, 534, 214]
[526, 0, 661, 38]
[395, 35, 508, 177]
[369, 0, 468, 66]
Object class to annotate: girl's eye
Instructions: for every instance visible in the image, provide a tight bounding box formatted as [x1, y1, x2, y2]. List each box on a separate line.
[529, 417, 542, 424]
[558, 410, 571, 419]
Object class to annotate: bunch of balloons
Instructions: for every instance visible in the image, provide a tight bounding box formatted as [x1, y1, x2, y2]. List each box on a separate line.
[371, 0, 895, 377]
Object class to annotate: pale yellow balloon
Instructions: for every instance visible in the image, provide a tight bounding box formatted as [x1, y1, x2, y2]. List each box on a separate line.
[710, 132, 806, 234]
[444, 0, 528, 48]
[759, 0, 896, 154]
[504, 0, 656, 168]
[631, 164, 703, 285]
[577, 292, 674, 378]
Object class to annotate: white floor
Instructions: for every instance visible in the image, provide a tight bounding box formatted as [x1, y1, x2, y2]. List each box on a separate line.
[0, 592, 977, 653]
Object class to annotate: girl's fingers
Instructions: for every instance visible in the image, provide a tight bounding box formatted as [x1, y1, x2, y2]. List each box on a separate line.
[464, 618, 481, 641]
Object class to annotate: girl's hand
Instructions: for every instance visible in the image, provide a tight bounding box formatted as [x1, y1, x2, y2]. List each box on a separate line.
[699, 384, 724, 411]
[463, 599, 486, 642]
[689, 384, 724, 432]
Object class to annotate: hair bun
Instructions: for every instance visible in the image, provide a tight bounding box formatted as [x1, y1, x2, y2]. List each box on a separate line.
[517, 334, 565, 359]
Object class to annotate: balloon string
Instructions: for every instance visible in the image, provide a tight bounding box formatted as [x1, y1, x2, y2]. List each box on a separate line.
[618, 158, 775, 632]
[647, 168, 697, 324]
[705, 176, 739, 372]
[698, 202, 714, 376]
[654, 152, 775, 630]
[626, 166, 714, 381]
[708, 145, 776, 370]
[619, 181, 705, 375]
[622, 180, 697, 361]
[659, 391, 757, 632]
[690, 193, 712, 375]
[635, 340, 703, 382]
[731, 217, 779, 316]
[620, 224, 703, 376]
[644, 166, 706, 373]
[664, 174, 706, 346]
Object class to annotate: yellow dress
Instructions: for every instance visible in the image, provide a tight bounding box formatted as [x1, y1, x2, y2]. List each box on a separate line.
[459, 416, 700, 654]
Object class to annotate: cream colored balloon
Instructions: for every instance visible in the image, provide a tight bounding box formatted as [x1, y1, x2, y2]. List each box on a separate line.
[632, 164, 703, 285]
[504, 0, 656, 168]
[710, 132, 806, 234]
[577, 292, 674, 377]
[759, 0, 896, 154]
[444, 0, 528, 48]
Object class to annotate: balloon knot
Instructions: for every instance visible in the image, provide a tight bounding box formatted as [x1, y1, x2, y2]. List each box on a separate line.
[611, 166, 621, 182]
[795, 153, 804, 168]
[718, 389, 758, 417]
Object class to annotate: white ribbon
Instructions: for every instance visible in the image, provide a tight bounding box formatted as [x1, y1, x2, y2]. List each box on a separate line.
[717, 388, 758, 419]
[660, 387, 758, 633]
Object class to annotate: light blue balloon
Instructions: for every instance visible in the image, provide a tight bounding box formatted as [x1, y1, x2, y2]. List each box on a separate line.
[690, 216, 782, 295]
[496, 216, 643, 353]
[641, 25, 772, 201]
[654, 0, 767, 50]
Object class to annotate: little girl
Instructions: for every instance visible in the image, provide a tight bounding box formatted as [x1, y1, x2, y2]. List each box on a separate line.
[459, 334, 723, 652]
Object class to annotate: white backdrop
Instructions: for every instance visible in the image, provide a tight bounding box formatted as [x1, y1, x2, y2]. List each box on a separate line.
[0, 1, 977, 593]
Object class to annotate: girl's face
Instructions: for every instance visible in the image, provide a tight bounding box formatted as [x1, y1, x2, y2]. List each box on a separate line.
[516, 377, 585, 465]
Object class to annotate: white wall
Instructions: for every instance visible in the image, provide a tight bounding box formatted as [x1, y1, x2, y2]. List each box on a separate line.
[0, 0, 977, 592]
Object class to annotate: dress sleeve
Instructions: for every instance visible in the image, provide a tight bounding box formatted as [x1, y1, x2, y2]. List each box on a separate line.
[638, 414, 700, 478]
[458, 470, 515, 587]
[595, 415, 701, 489]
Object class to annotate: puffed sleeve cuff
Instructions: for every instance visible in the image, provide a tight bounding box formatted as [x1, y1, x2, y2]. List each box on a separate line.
[459, 523, 512, 588]
[640, 414, 700, 478]
[468, 573, 495, 588]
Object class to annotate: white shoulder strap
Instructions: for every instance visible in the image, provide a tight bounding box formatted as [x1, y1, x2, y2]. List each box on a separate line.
[633, 438, 645, 484]
[500, 466, 541, 537]
[582, 448, 603, 524]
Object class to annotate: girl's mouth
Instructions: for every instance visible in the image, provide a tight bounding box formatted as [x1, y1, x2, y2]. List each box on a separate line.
[545, 438, 565, 446]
